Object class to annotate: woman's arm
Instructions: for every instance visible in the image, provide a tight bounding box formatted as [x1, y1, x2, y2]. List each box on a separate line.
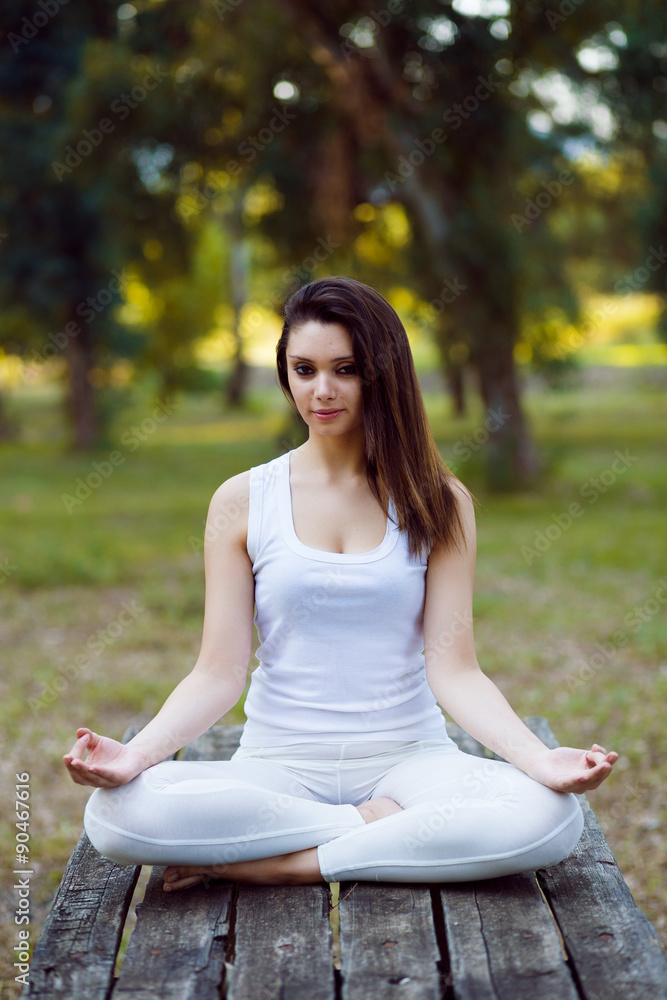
[423, 484, 617, 794]
[64, 471, 255, 788]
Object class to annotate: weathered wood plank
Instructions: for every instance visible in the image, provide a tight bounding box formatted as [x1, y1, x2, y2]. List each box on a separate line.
[23, 835, 140, 1000]
[23, 729, 145, 1000]
[338, 882, 441, 1000]
[529, 718, 667, 1000]
[112, 865, 233, 1000]
[114, 719, 239, 998]
[437, 874, 579, 1000]
[182, 724, 335, 1000]
[225, 884, 336, 1000]
[27, 719, 667, 1000]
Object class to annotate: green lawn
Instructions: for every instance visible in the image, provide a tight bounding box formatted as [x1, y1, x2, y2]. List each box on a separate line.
[1, 368, 665, 986]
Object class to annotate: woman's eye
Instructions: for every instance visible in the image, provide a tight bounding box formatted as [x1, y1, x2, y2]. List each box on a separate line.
[338, 365, 357, 376]
[294, 365, 313, 376]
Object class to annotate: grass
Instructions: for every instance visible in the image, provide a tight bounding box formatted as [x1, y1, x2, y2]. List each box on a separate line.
[1, 367, 666, 988]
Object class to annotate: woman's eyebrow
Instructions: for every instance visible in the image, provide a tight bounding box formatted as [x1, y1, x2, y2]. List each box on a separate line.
[287, 354, 355, 362]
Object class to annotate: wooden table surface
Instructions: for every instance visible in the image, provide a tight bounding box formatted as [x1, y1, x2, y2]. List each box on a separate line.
[24, 719, 667, 1000]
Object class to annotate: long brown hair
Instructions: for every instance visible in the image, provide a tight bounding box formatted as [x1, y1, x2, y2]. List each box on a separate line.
[277, 276, 466, 559]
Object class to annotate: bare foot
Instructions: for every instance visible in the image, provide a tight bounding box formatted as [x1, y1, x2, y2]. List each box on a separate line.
[356, 796, 403, 823]
[162, 798, 404, 892]
[163, 847, 323, 892]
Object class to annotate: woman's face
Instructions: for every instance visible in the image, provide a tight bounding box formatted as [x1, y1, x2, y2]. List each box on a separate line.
[285, 321, 363, 439]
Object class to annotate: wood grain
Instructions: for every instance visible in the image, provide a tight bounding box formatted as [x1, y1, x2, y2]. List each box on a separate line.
[112, 865, 233, 1000]
[338, 882, 442, 999]
[530, 718, 667, 1000]
[225, 884, 336, 1000]
[438, 874, 579, 1000]
[26, 718, 667, 1000]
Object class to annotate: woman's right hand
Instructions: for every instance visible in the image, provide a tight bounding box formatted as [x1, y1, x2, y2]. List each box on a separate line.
[63, 728, 149, 788]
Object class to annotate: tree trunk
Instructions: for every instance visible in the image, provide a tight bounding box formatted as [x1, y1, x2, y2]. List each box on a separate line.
[160, 368, 179, 410]
[446, 362, 466, 418]
[227, 352, 248, 408]
[273, 0, 539, 489]
[0, 390, 17, 440]
[432, 315, 468, 417]
[473, 340, 540, 490]
[226, 200, 250, 409]
[64, 315, 98, 450]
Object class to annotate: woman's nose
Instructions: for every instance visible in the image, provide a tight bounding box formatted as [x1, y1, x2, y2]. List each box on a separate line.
[314, 373, 336, 399]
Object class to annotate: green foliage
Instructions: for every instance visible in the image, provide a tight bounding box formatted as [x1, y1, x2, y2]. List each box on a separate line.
[1, 0, 666, 481]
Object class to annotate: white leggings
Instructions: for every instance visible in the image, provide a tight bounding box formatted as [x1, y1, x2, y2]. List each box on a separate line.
[84, 739, 584, 882]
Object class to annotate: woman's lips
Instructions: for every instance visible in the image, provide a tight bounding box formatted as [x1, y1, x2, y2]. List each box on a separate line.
[313, 409, 343, 420]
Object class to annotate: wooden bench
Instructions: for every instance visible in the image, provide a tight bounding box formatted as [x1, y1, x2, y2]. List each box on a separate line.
[24, 718, 667, 1000]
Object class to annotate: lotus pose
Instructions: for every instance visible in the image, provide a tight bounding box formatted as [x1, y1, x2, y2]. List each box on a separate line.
[64, 276, 617, 891]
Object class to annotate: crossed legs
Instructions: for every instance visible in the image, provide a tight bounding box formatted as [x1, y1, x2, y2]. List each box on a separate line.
[83, 746, 583, 891]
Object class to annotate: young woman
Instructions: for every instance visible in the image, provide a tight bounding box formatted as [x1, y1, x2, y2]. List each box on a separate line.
[64, 276, 617, 891]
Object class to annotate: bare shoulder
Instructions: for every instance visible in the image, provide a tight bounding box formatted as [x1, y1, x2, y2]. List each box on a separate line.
[206, 470, 251, 549]
[448, 476, 476, 532]
[449, 476, 474, 507]
[427, 477, 476, 571]
[210, 469, 251, 507]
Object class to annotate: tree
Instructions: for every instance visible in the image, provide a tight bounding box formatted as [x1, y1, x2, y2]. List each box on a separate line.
[606, 2, 667, 341]
[4, 0, 663, 473]
[0, 2, 123, 447]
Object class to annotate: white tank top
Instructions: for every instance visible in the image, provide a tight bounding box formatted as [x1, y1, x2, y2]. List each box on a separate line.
[239, 450, 451, 746]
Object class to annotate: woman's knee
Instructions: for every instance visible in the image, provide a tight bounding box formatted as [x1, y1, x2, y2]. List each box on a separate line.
[84, 785, 144, 863]
[402, 786, 583, 860]
[531, 791, 584, 865]
[489, 788, 584, 871]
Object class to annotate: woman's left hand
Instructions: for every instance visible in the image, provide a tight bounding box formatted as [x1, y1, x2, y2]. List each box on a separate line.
[525, 744, 619, 793]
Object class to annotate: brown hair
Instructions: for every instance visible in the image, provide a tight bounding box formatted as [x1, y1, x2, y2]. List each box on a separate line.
[276, 276, 466, 559]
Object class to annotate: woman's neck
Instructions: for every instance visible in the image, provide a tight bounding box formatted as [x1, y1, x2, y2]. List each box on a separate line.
[294, 429, 367, 481]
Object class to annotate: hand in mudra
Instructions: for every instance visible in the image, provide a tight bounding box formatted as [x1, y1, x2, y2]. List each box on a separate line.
[528, 744, 618, 794]
[63, 728, 148, 788]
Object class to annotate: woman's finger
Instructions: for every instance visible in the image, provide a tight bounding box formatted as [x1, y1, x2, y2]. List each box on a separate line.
[64, 763, 98, 786]
[65, 762, 118, 788]
[66, 730, 93, 759]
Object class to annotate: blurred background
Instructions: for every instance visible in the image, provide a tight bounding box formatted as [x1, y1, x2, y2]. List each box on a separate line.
[1, 0, 666, 978]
